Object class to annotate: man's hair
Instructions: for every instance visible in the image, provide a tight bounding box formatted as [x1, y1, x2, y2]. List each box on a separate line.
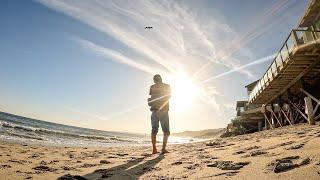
[153, 74, 162, 83]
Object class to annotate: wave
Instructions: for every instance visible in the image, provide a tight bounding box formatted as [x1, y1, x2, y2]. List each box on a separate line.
[0, 121, 134, 143]
[5, 132, 44, 141]
[1, 121, 34, 132]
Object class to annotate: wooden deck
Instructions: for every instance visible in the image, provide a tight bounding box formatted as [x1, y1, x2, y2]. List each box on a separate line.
[228, 2, 320, 134]
[249, 30, 320, 105]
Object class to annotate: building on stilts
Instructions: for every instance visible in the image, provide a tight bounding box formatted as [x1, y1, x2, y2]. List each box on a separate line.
[225, 0, 320, 136]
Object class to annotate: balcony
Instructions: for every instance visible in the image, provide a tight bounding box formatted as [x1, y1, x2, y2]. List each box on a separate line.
[249, 29, 320, 104]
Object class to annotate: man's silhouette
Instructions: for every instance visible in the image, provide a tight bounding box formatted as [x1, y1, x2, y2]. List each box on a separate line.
[148, 74, 171, 154]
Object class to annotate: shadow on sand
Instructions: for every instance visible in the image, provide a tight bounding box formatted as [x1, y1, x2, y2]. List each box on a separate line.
[59, 154, 165, 180]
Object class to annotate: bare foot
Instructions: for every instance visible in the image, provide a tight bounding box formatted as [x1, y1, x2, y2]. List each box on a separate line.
[161, 149, 169, 154]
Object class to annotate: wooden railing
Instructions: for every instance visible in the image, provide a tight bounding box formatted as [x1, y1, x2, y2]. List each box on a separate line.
[248, 29, 320, 103]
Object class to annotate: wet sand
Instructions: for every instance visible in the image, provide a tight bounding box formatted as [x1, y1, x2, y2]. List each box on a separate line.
[1, 123, 320, 179]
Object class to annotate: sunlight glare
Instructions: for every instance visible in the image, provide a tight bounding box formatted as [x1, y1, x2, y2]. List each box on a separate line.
[169, 73, 200, 111]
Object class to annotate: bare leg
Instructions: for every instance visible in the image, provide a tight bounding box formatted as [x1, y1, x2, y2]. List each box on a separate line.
[151, 133, 158, 154]
[161, 133, 170, 154]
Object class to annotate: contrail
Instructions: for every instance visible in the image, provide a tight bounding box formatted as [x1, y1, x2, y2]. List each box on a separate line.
[202, 54, 276, 83]
[63, 106, 109, 121]
[192, 0, 301, 78]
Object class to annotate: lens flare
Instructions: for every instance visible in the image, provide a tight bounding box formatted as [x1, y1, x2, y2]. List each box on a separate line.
[169, 73, 200, 111]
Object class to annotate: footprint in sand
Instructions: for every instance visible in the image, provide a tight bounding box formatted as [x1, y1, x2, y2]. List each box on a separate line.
[171, 161, 183, 165]
[8, 159, 30, 165]
[265, 156, 310, 173]
[99, 160, 111, 164]
[245, 146, 261, 150]
[78, 163, 98, 168]
[185, 163, 201, 170]
[242, 150, 267, 157]
[60, 166, 77, 171]
[116, 153, 128, 157]
[214, 171, 239, 177]
[265, 141, 295, 150]
[0, 164, 11, 169]
[32, 165, 57, 172]
[285, 143, 305, 150]
[28, 153, 40, 159]
[233, 150, 246, 155]
[207, 161, 250, 170]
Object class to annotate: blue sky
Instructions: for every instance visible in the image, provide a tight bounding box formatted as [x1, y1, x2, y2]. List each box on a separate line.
[0, 0, 308, 133]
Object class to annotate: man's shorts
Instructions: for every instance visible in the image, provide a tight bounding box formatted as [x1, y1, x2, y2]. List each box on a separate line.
[151, 110, 170, 134]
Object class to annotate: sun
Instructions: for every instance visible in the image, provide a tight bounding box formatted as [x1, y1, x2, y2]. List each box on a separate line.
[168, 73, 200, 111]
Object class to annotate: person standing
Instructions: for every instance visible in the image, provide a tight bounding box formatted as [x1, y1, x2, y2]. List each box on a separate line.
[148, 74, 171, 154]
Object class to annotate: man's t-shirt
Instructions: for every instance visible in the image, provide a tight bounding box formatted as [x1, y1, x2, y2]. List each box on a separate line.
[149, 83, 171, 111]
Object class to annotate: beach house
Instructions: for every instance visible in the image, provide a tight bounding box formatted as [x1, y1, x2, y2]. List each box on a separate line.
[228, 0, 320, 135]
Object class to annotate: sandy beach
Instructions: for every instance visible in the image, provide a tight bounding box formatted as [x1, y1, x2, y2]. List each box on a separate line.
[0, 123, 319, 180]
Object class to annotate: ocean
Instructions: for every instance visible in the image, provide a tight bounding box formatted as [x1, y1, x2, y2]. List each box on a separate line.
[0, 112, 193, 147]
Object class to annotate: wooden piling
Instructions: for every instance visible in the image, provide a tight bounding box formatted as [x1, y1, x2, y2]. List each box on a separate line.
[304, 96, 315, 125]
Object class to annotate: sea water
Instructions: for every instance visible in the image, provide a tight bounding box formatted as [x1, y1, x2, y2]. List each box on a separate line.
[0, 112, 194, 147]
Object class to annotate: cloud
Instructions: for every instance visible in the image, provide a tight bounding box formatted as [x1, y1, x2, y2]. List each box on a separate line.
[202, 54, 276, 83]
[35, 0, 261, 115]
[35, 0, 305, 122]
[199, 85, 222, 110]
[63, 105, 109, 121]
[193, 0, 304, 78]
[75, 37, 165, 75]
[36, 0, 255, 78]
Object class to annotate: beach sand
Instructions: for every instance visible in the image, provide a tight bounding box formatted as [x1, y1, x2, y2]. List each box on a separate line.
[1, 123, 320, 179]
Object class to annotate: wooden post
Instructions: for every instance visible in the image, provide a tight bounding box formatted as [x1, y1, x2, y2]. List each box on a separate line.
[271, 104, 276, 128]
[278, 97, 284, 125]
[262, 104, 268, 130]
[280, 107, 293, 126]
[288, 99, 308, 122]
[279, 111, 284, 126]
[264, 116, 268, 130]
[288, 104, 294, 125]
[271, 115, 275, 128]
[258, 121, 263, 131]
[305, 97, 315, 125]
[264, 113, 273, 130]
[270, 109, 283, 128]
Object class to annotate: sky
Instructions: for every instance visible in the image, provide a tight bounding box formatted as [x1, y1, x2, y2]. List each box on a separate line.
[0, 0, 308, 133]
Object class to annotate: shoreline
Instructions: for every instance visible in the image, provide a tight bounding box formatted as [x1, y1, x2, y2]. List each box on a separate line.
[1, 123, 320, 179]
[0, 134, 207, 149]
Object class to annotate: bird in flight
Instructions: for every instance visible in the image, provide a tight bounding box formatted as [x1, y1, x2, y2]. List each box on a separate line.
[145, 26, 153, 29]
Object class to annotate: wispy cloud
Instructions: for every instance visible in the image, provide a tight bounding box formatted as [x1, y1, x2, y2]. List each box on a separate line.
[75, 37, 165, 75]
[193, 0, 304, 78]
[199, 85, 222, 110]
[202, 54, 276, 83]
[36, 0, 255, 79]
[63, 105, 109, 121]
[35, 0, 305, 121]
[35, 0, 259, 115]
